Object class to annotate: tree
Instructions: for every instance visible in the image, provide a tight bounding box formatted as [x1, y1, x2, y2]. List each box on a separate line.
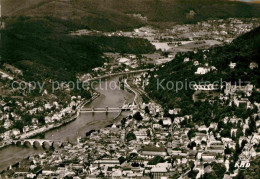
[217, 121, 224, 131]
[212, 162, 226, 179]
[240, 140, 248, 152]
[187, 141, 196, 149]
[189, 161, 195, 170]
[121, 118, 127, 128]
[248, 117, 256, 134]
[204, 118, 211, 127]
[133, 112, 143, 121]
[220, 128, 231, 138]
[131, 162, 140, 167]
[13, 121, 24, 132]
[0, 127, 6, 133]
[118, 156, 126, 164]
[236, 128, 244, 139]
[126, 132, 136, 142]
[188, 129, 196, 140]
[158, 119, 163, 126]
[38, 115, 45, 125]
[203, 172, 217, 179]
[23, 115, 32, 125]
[188, 169, 199, 179]
[225, 145, 232, 155]
[146, 129, 151, 137]
[144, 106, 150, 114]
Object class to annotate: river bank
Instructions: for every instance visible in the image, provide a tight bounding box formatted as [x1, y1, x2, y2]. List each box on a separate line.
[20, 71, 145, 142]
[0, 75, 142, 151]
[0, 92, 100, 151]
[0, 75, 135, 172]
[22, 92, 101, 139]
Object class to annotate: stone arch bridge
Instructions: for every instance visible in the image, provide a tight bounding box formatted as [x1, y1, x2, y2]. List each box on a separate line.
[13, 139, 66, 148]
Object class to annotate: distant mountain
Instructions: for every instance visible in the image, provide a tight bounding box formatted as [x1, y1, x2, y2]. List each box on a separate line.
[2, 0, 260, 31]
[1, 0, 144, 31]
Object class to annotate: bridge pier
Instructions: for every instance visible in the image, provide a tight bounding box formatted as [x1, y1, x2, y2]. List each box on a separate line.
[92, 106, 95, 115]
[106, 106, 108, 115]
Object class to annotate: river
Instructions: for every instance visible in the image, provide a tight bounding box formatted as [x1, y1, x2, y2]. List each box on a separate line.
[0, 76, 134, 172]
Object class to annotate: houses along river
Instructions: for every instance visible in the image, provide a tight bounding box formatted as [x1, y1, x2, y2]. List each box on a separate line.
[0, 76, 135, 172]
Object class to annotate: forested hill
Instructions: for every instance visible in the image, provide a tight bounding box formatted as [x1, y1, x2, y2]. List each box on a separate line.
[2, 0, 260, 31]
[145, 26, 260, 110]
[238, 26, 260, 39]
[0, 17, 155, 82]
[209, 25, 260, 84]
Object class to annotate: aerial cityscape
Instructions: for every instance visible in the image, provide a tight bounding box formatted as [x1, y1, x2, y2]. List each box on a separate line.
[0, 0, 260, 178]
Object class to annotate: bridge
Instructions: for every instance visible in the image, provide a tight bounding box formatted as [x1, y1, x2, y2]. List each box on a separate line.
[82, 69, 151, 83]
[12, 139, 66, 148]
[80, 106, 131, 113]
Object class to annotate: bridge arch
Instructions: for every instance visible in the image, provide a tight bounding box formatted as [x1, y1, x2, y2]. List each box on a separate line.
[23, 141, 32, 147]
[14, 141, 22, 146]
[33, 141, 41, 148]
[42, 141, 52, 149]
[13, 139, 64, 149]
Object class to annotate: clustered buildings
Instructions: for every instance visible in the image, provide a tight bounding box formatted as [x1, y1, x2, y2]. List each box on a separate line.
[2, 74, 260, 178]
[1, 18, 260, 178]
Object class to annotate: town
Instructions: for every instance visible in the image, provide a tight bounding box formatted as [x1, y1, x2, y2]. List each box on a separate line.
[0, 17, 260, 179]
[1, 18, 260, 149]
[1, 68, 260, 178]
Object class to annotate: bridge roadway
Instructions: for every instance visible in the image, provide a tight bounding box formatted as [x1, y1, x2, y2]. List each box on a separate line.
[12, 139, 66, 148]
[80, 107, 131, 113]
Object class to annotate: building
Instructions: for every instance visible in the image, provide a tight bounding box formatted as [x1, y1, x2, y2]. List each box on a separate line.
[195, 67, 211, 75]
[249, 62, 258, 69]
[150, 167, 169, 179]
[3, 64, 23, 76]
[193, 84, 219, 91]
[229, 62, 237, 69]
[93, 158, 120, 168]
[141, 145, 167, 158]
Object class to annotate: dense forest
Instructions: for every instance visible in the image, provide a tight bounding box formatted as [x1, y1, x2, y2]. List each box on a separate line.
[0, 16, 155, 82]
[81, 36, 155, 54]
[2, 0, 260, 31]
